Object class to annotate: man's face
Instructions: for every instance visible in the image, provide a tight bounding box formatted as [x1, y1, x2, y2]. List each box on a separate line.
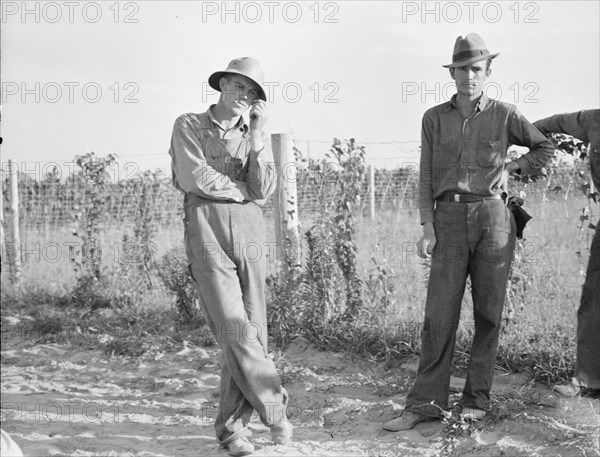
[450, 60, 490, 100]
[219, 74, 260, 114]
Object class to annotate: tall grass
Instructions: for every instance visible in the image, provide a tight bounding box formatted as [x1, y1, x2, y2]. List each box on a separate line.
[1, 193, 594, 384]
[348, 195, 590, 382]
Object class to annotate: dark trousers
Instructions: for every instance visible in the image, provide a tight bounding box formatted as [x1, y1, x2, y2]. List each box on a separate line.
[406, 199, 516, 417]
[576, 225, 600, 389]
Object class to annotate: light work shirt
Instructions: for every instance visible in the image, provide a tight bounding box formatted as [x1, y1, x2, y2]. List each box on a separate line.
[419, 94, 554, 224]
[169, 106, 277, 205]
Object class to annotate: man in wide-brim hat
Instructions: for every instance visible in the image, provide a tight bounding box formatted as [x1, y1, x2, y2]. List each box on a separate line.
[383, 33, 554, 431]
[442, 32, 499, 69]
[169, 57, 292, 456]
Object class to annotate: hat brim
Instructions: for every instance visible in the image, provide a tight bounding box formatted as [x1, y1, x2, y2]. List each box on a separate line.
[208, 70, 267, 101]
[443, 52, 499, 68]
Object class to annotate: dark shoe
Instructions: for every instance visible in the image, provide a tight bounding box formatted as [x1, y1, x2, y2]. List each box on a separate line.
[221, 437, 254, 457]
[270, 419, 293, 445]
[582, 388, 600, 399]
[383, 411, 430, 431]
[461, 407, 487, 421]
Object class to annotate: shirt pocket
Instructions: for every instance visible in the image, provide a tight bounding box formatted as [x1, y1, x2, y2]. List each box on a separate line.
[204, 136, 228, 172]
[477, 140, 504, 167]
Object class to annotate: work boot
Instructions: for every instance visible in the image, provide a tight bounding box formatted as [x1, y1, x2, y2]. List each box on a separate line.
[383, 410, 431, 431]
[222, 436, 254, 457]
[460, 407, 487, 421]
[270, 419, 293, 445]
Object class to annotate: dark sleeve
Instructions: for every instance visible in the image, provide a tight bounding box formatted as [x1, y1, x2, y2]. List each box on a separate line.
[533, 111, 589, 143]
[509, 108, 555, 174]
[419, 114, 435, 225]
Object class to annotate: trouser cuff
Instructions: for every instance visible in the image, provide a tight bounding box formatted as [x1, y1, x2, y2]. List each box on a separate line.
[218, 426, 251, 446]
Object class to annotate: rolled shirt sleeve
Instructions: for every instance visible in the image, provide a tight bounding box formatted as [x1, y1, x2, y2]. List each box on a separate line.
[245, 129, 277, 201]
[508, 108, 555, 174]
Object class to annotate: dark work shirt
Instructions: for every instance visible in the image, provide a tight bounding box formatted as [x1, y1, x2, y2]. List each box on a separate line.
[534, 109, 600, 192]
[419, 94, 554, 224]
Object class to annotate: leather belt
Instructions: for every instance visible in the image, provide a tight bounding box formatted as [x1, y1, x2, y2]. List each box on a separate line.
[436, 193, 502, 203]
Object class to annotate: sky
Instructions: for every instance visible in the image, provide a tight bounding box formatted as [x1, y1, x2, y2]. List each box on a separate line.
[1, 0, 599, 179]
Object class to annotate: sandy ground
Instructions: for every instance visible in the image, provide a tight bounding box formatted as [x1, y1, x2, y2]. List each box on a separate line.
[1, 317, 599, 457]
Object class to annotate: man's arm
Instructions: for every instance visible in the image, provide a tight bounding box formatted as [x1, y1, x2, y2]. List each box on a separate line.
[245, 129, 277, 201]
[534, 110, 599, 192]
[419, 115, 435, 225]
[169, 114, 250, 201]
[244, 100, 277, 204]
[418, 114, 437, 258]
[533, 111, 589, 143]
[507, 108, 555, 174]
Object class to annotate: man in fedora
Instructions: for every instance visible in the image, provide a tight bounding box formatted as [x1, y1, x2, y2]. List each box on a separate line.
[383, 34, 554, 431]
[533, 109, 600, 399]
[169, 57, 292, 456]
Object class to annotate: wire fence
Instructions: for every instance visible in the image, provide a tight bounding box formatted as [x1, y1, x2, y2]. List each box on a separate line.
[1, 157, 596, 290]
[1, 163, 587, 234]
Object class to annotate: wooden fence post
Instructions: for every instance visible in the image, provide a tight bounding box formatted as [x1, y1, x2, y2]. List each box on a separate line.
[8, 159, 22, 285]
[272, 133, 300, 269]
[369, 164, 375, 221]
[0, 166, 4, 271]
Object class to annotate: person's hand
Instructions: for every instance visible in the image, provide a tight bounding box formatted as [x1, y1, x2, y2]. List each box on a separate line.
[499, 169, 510, 193]
[417, 222, 436, 259]
[249, 101, 268, 152]
[499, 161, 520, 193]
[249, 100, 268, 133]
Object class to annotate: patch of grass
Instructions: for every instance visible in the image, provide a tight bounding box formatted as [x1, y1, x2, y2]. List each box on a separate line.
[1, 279, 214, 358]
[3, 194, 594, 386]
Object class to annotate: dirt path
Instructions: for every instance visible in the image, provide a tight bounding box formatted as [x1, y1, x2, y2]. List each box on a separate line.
[1, 320, 599, 457]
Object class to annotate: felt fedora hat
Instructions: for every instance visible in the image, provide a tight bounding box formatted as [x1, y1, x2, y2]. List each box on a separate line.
[443, 33, 499, 68]
[208, 57, 267, 101]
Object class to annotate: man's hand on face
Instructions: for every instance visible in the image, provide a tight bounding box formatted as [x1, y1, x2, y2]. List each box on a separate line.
[249, 100, 268, 152]
[249, 100, 268, 133]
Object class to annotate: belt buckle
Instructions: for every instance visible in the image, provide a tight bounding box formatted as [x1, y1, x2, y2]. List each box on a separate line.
[454, 194, 460, 202]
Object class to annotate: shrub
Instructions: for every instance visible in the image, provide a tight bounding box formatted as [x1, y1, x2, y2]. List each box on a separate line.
[157, 246, 201, 321]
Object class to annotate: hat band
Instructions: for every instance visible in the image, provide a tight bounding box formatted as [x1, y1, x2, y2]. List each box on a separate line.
[453, 49, 489, 62]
